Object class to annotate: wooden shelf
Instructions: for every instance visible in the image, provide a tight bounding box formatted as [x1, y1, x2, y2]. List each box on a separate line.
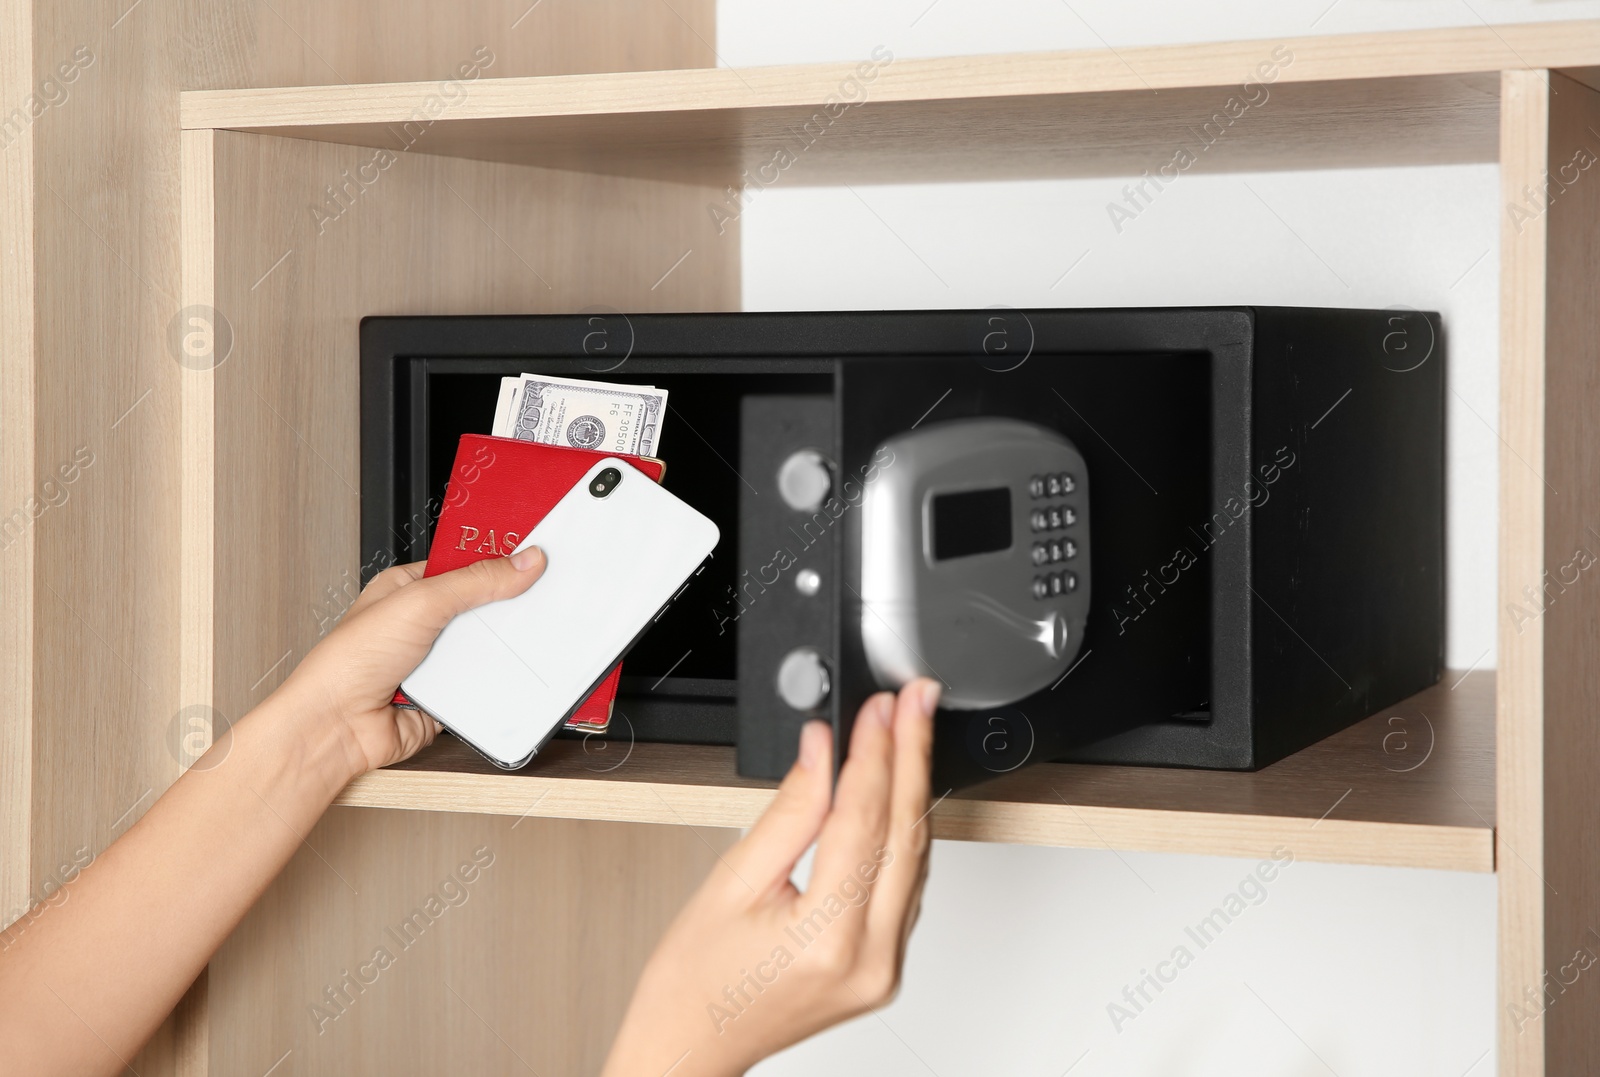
[178, 23, 1600, 185]
[166, 15, 1600, 1066]
[338, 671, 1494, 873]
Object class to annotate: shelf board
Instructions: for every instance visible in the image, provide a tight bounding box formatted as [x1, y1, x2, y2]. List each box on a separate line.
[177, 23, 1600, 185]
[338, 670, 1494, 873]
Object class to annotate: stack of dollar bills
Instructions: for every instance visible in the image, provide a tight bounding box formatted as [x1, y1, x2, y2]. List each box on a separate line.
[492, 373, 668, 457]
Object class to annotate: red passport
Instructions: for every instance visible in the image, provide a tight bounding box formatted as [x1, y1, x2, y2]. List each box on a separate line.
[392, 434, 666, 731]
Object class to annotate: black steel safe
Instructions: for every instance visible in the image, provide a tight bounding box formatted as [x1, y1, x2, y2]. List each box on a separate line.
[360, 308, 1443, 789]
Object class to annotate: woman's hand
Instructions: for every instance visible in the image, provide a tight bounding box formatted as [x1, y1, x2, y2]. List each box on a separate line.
[269, 548, 547, 777]
[601, 678, 942, 1077]
[0, 550, 550, 1077]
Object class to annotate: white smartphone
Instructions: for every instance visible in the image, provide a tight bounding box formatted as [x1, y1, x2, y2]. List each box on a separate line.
[400, 457, 720, 770]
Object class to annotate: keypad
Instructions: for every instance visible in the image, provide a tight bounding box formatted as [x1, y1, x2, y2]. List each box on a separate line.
[1030, 472, 1075, 498]
[1025, 471, 1080, 600]
[1030, 473, 1081, 601]
[1033, 538, 1079, 564]
[1031, 569, 1077, 600]
[1029, 503, 1078, 533]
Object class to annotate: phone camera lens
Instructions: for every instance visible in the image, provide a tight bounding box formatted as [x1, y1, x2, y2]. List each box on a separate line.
[590, 467, 623, 498]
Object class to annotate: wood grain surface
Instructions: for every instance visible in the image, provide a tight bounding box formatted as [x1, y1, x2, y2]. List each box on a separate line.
[184, 72, 1504, 186]
[192, 106, 738, 1072]
[11, 3, 720, 1076]
[1497, 67, 1600, 1077]
[0, 0, 35, 928]
[343, 672, 1496, 872]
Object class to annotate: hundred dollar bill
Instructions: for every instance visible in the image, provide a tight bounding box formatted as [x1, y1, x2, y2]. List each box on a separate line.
[491, 372, 668, 456]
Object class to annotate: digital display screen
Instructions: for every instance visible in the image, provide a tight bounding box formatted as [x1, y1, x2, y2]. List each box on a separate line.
[931, 487, 1012, 560]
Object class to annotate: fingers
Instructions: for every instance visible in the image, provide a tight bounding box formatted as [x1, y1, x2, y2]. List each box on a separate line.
[347, 561, 426, 617]
[385, 702, 440, 766]
[377, 548, 546, 641]
[802, 691, 897, 951]
[285, 551, 546, 726]
[865, 678, 939, 963]
[722, 721, 833, 898]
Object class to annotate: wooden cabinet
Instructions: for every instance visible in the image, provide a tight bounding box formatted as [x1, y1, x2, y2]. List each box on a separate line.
[6, 8, 1600, 1073]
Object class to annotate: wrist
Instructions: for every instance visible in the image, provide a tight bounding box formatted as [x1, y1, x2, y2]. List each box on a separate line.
[253, 684, 369, 797]
[603, 970, 750, 1077]
[602, 1032, 745, 1077]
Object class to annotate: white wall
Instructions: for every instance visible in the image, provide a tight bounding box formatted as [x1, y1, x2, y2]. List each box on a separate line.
[723, 1, 1598, 1072]
[737, 166, 1500, 671]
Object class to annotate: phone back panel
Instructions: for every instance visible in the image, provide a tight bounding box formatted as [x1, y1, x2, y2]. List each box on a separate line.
[401, 457, 720, 768]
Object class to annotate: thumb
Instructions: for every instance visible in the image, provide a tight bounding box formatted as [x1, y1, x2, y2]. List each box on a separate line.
[383, 547, 547, 637]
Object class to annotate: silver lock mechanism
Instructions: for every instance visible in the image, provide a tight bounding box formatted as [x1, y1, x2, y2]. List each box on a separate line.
[858, 417, 1089, 710]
